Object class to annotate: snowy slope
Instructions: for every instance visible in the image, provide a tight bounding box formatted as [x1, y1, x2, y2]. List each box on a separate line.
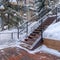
[43, 22, 60, 40]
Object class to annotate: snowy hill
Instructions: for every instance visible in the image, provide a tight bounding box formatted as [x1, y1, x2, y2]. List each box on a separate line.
[43, 22, 60, 40]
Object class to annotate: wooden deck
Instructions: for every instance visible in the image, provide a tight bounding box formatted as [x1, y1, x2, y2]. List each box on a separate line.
[0, 47, 59, 60]
[43, 38, 60, 51]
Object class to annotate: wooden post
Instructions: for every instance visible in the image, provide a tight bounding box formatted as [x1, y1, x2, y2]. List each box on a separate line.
[56, 7, 57, 22]
[11, 32, 13, 39]
[41, 19, 43, 43]
[1, 12, 4, 30]
[17, 27, 19, 39]
[26, 22, 28, 38]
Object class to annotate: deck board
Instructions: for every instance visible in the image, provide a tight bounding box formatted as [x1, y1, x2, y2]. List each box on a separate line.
[0, 47, 59, 60]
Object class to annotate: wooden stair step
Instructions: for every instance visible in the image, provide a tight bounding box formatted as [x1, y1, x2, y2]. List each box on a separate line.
[34, 30, 40, 32]
[28, 34, 40, 41]
[30, 33, 36, 36]
[30, 33, 40, 38]
[36, 27, 42, 30]
[25, 38, 35, 42]
[28, 35, 35, 38]
[35, 29, 41, 31]
[20, 44, 31, 49]
[25, 38, 36, 42]
[33, 31, 40, 34]
[21, 41, 34, 45]
[24, 39, 29, 41]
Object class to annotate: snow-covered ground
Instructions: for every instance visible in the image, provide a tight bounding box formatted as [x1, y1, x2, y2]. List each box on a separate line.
[43, 22, 60, 41]
[0, 20, 41, 46]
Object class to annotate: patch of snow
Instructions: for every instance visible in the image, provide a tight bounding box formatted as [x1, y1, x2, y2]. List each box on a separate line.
[0, 40, 18, 49]
[9, 0, 17, 3]
[39, 45, 60, 57]
[5, 13, 8, 17]
[43, 22, 60, 41]
[0, 29, 18, 33]
[0, 5, 5, 9]
[14, 13, 17, 16]
[57, 13, 60, 19]
[4, 25, 8, 29]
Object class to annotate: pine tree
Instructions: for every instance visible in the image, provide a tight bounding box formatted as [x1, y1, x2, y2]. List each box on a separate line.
[37, 0, 45, 12]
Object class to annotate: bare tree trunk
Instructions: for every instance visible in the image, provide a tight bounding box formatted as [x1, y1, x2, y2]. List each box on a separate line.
[1, 12, 4, 30]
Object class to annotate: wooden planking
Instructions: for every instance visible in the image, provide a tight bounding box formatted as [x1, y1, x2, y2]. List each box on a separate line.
[0, 47, 59, 60]
[43, 38, 60, 51]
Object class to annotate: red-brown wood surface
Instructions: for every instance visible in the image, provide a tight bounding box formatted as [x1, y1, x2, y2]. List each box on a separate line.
[0, 47, 60, 60]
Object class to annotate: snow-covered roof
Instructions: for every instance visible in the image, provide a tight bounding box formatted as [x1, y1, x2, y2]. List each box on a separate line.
[43, 22, 60, 41]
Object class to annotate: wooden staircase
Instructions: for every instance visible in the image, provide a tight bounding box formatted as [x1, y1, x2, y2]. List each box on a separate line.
[20, 16, 56, 50]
